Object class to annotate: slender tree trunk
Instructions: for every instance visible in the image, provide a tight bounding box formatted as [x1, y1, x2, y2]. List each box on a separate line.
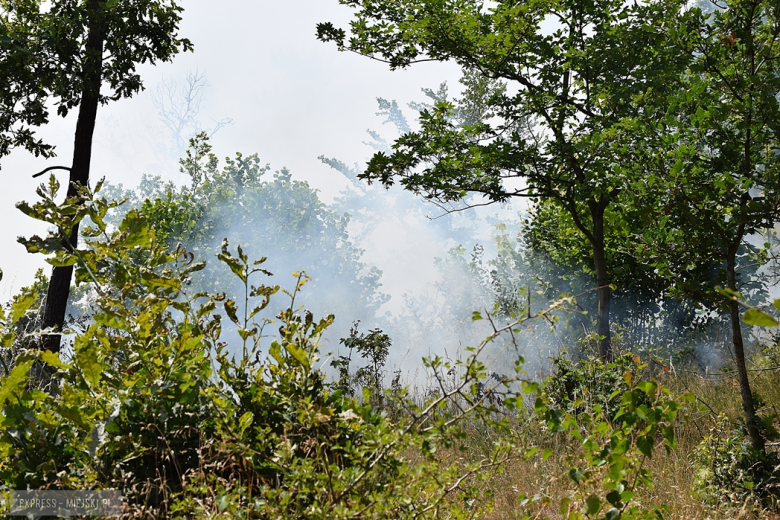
[40, 0, 104, 353]
[592, 205, 612, 360]
[726, 245, 765, 452]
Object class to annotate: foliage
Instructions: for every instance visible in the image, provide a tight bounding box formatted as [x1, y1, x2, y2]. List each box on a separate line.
[694, 414, 780, 508]
[542, 354, 650, 424]
[101, 133, 387, 340]
[628, 0, 780, 452]
[318, 0, 692, 359]
[0, 0, 192, 163]
[525, 199, 717, 355]
[320, 73, 506, 253]
[527, 369, 689, 519]
[331, 321, 393, 403]
[0, 175, 563, 519]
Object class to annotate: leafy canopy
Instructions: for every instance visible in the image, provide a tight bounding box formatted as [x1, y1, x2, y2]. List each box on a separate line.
[0, 0, 192, 162]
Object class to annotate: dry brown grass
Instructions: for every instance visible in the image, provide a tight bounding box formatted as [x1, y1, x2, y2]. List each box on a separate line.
[446, 362, 780, 519]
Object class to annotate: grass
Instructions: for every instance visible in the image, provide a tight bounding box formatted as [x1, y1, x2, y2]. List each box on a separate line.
[428, 348, 780, 520]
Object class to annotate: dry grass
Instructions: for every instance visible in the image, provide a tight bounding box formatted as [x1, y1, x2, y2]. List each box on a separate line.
[445, 360, 780, 519]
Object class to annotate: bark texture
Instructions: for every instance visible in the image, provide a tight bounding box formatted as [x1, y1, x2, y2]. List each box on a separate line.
[40, 0, 104, 353]
[591, 205, 613, 360]
[727, 247, 765, 452]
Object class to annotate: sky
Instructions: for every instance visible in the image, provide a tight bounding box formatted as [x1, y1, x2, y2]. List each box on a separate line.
[0, 1, 478, 301]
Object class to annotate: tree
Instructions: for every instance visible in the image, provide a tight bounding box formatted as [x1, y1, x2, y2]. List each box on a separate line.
[317, 0, 688, 359]
[320, 72, 508, 250]
[632, 0, 780, 452]
[110, 134, 389, 341]
[2, 0, 192, 352]
[151, 69, 233, 159]
[0, 1, 52, 162]
[524, 197, 718, 355]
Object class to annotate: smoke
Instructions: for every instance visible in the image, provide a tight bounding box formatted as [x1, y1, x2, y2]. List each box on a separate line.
[8, 62, 774, 394]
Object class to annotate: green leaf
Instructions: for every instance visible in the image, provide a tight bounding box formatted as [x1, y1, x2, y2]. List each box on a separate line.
[606, 490, 621, 507]
[118, 209, 152, 247]
[237, 328, 257, 341]
[559, 497, 571, 517]
[94, 312, 129, 331]
[269, 341, 284, 365]
[636, 381, 658, 396]
[569, 468, 583, 484]
[217, 495, 229, 512]
[11, 288, 38, 323]
[74, 335, 103, 388]
[46, 253, 78, 268]
[238, 411, 253, 436]
[139, 269, 181, 292]
[0, 361, 32, 406]
[40, 350, 68, 370]
[217, 239, 247, 283]
[583, 495, 601, 516]
[524, 447, 539, 459]
[662, 426, 676, 447]
[637, 435, 654, 458]
[56, 405, 90, 430]
[284, 342, 310, 368]
[743, 308, 779, 327]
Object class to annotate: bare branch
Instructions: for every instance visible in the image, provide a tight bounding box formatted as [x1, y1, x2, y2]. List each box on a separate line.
[32, 165, 71, 178]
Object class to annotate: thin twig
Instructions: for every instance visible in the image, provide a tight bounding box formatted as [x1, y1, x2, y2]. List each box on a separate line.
[32, 165, 71, 178]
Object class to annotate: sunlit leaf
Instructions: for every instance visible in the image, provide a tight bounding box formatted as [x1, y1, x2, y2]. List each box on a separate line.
[118, 209, 152, 247]
[0, 361, 32, 406]
[11, 287, 38, 323]
[284, 342, 309, 368]
[40, 350, 68, 370]
[743, 308, 779, 327]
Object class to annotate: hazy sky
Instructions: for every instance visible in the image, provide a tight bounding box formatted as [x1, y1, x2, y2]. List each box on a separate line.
[0, 1, 474, 300]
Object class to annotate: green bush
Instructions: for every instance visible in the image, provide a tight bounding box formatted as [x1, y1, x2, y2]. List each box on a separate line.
[542, 353, 648, 423]
[0, 176, 526, 518]
[0, 177, 692, 519]
[694, 413, 780, 508]
[527, 363, 688, 520]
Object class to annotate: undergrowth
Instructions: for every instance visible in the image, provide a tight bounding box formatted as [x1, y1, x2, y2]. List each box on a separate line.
[0, 176, 766, 519]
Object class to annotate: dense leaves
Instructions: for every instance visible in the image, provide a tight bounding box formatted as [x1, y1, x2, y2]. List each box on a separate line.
[103, 133, 388, 340]
[0, 0, 191, 161]
[0, 180, 692, 518]
[318, 0, 692, 359]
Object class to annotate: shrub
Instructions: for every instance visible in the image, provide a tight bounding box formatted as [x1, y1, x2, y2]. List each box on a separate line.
[543, 353, 648, 422]
[693, 413, 780, 508]
[0, 176, 525, 518]
[0, 177, 691, 519]
[528, 372, 689, 520]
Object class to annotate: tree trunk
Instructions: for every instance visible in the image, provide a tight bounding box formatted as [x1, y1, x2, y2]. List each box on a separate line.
[40, 0, 104, 353]
[726, 247, 765, 452]
[591, 205, 612, 360]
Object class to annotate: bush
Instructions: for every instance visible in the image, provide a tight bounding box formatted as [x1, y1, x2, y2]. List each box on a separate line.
[694, 413, 780, 508]
[526, 363, 688, 520]
[543, 353, 649, 422]
[0, 177, 692, 519]
[0, 177, 527, 518]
